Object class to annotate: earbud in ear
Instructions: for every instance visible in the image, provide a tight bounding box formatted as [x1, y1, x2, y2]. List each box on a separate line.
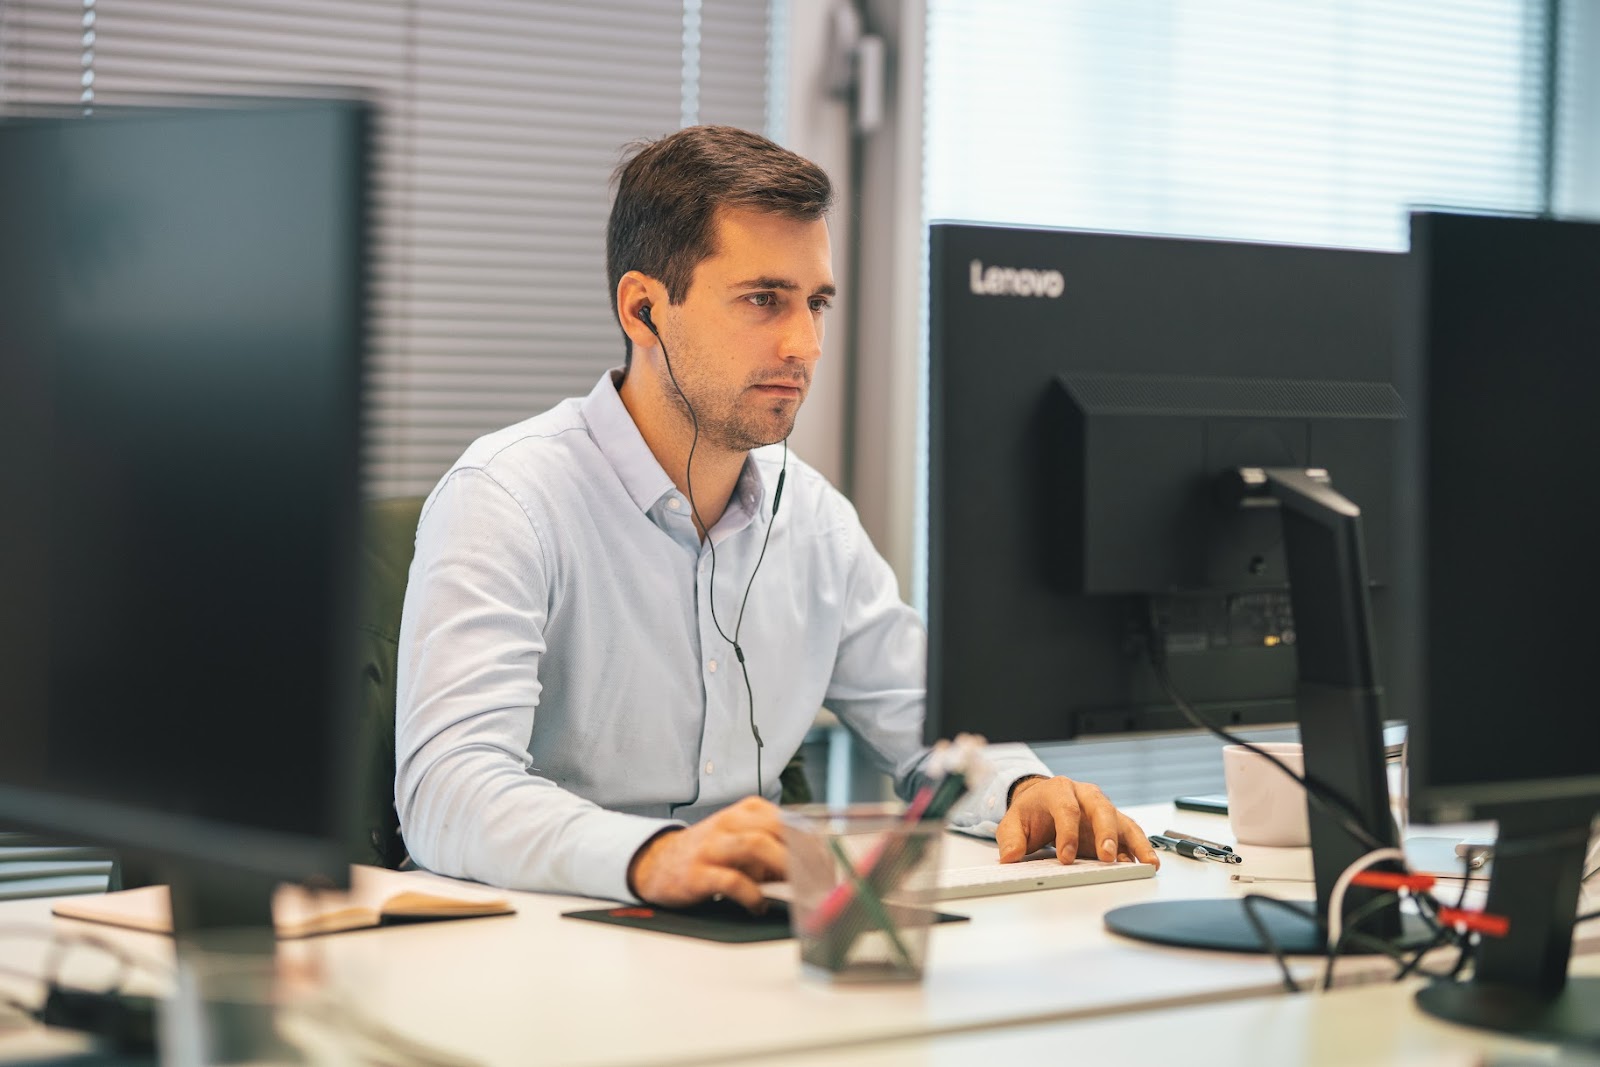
[637, 305, 655, 331]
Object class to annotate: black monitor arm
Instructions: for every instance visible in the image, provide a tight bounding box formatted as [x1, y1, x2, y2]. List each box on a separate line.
[1106, 468, 1420, 956]
[1226, 467, 1403, 934]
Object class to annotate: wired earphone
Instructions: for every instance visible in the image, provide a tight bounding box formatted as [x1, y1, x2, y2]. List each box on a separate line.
[636, 303, 787, 798]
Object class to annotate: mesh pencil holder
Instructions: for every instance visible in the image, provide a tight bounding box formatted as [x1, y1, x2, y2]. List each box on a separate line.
[782, 805, 944, 983]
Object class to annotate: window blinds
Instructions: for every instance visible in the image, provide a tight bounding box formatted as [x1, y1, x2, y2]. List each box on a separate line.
[0, 0, 775, 498]
[925, 0, 1553, 251]
[1555, 0, 1598, 215]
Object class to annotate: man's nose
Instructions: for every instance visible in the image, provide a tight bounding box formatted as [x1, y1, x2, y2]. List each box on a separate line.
[783, 306, 824, 364]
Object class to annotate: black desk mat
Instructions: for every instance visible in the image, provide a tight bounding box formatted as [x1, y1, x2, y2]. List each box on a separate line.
[563, 896, 969, 944]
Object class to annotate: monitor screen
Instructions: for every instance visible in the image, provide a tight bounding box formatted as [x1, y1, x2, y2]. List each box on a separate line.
[1399, 211, 1600, 820]
[0, 99, 369, 888]
[925, 222, 1401, 747]
[1399, 210, 1600, 1045]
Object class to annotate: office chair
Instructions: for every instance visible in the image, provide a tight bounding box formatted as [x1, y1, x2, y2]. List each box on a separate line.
[355, 496, 426, 869]
[354, 497, 813, 870]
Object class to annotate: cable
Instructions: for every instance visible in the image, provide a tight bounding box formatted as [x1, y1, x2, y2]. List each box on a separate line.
[1321, 890, 1403, 991]
[1408, 848, 1481, 984]
[1239, 894, 1308, 993]
[1325, 847, 1408, 956]
[1393, 929, 1457, 983]
[1320, 856, 1468, 990]
[1143, 642, 1388, 855]
[1442, 934, 1477, 981]
[1145, 632, 1479, 993]
[648, 314, 788, 798]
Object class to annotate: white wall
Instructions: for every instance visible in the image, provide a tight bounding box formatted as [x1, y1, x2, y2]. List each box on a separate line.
[779, 0, 926, 597]
[774, 2, 854, 491]
[849, 0, 926, 600]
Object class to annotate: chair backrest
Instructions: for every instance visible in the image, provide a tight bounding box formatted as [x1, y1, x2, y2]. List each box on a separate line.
[354, 496, 426, 868]
[352, 494, 812, 870]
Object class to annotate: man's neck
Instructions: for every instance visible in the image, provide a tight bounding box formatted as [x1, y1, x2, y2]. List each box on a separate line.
[617, 371, 745, 542]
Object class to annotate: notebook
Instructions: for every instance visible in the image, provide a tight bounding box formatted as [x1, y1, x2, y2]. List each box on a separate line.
[52, 866, 514, 939]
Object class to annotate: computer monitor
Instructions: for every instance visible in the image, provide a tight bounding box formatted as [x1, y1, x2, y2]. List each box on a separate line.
[1398, 210, 1600, 1043]
[0, 99, 369, 938]
[926, 221, 1423, 953]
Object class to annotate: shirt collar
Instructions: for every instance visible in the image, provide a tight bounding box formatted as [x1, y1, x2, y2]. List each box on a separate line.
[580, 370, 772, 522]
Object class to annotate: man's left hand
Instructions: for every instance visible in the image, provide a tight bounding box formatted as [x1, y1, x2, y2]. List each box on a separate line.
[997, 776, 1160, 867]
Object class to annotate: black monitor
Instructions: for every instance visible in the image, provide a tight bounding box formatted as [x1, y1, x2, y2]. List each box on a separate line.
[1398, 210, 1600, 1043]
[0, 99, 369, 940]
[926, 222, 1424, 954]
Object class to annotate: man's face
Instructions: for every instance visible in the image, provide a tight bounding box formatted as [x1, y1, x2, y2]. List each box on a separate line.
[653, 206, 835, 452]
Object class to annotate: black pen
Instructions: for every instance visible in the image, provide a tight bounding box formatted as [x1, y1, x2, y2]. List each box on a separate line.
[1150, 834, 1243, 864]
[1161, 829, 1235, 854]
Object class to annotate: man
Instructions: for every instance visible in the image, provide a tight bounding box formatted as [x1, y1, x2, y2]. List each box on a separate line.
[395, 126, 1158, 909]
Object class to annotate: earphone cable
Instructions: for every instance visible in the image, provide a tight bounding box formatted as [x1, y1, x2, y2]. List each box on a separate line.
[650, 316, 782, 797]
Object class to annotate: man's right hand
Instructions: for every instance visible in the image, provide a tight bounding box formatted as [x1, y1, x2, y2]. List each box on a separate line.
[626, 796, 788, 912]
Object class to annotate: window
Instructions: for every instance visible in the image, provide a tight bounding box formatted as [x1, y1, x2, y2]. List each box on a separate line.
[926, 0, 1554, 250]
[1, 0, 778, 498]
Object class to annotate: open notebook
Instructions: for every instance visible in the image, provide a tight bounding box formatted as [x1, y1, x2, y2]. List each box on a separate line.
[52, 866, 514, 939]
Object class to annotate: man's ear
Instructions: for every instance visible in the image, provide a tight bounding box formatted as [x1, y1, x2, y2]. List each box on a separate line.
[617, 271, 661, 353]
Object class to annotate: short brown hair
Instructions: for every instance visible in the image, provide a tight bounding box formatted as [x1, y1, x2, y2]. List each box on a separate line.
[606, 125, 833, 366]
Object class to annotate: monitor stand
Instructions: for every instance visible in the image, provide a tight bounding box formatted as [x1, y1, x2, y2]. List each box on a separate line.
[1106, 468, 1432, 957]
[1415, 805, 1600, 1044]
[162, 867, 299, 1066]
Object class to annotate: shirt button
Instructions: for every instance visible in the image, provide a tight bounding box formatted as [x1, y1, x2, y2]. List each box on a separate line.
[705, 761, 714, 775]
[707, 659, 718, 673]
[667, 498, 681, 511]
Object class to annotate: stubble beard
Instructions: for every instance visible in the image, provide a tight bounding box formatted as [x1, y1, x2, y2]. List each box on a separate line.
[660, 357, 806, 453]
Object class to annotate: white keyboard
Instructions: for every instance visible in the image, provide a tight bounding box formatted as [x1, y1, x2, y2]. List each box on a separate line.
[935, 857, 1156, 901]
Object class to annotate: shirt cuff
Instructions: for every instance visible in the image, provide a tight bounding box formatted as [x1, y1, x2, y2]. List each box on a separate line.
[946, 742, 1052, 839]
[577, 811, 687, 904]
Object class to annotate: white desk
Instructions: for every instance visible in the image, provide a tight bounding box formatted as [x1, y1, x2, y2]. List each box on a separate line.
[0, 804, 1593, 1067]
[765, 956, 1600, 1067]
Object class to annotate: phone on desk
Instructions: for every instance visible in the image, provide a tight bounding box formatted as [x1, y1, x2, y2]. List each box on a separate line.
[1173, 793, 1229, 815]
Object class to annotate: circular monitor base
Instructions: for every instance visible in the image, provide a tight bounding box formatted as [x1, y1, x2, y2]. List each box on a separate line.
[1416, 977, 1600, 1045]
[1104, 898, 1434, 955]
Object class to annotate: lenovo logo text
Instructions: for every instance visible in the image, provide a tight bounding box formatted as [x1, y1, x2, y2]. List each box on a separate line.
[968, 259, 1065, 298]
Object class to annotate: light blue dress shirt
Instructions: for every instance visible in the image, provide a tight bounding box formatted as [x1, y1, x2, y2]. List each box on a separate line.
[394, 371, 1049, 901]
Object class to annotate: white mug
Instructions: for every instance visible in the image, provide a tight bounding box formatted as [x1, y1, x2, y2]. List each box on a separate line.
[1223, 742, 1311, 847]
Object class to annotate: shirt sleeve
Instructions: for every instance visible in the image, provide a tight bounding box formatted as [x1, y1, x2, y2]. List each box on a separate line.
[393, 467, 680, 901]
[819, 494, 1051, 837]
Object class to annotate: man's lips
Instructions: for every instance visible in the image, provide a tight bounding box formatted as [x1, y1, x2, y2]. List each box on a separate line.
[751, 382, 804, 395]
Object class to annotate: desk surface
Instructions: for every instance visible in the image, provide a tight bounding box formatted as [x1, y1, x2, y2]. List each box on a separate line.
[0, 804, 1593, 1067]
[764, 957, 1600, 1067]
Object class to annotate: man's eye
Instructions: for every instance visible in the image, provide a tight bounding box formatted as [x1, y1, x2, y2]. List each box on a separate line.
[810, 298, 833, 313]
[748, 293, 776, 308]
